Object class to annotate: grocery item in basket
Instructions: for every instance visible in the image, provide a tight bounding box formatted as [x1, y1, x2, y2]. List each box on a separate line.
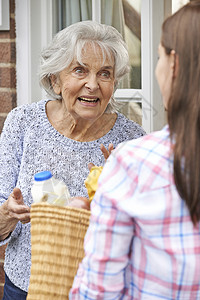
[68, 197, 90, 210]
[84, 165, 103, 202]
[31, 171, 71, 206]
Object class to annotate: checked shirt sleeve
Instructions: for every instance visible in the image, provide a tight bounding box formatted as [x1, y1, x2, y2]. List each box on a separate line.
[69, 144, 137, 299]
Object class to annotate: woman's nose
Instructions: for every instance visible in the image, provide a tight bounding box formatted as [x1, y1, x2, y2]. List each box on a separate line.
[85, 74, 99, 91]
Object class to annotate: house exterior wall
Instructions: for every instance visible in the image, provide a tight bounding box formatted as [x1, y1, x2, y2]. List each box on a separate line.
[0, 0, 16, 297]
[0, 0, 16, 134]
[0, 244, 6, 298]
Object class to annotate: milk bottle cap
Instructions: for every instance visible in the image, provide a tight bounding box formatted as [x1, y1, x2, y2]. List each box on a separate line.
[34, 171, 52, 181]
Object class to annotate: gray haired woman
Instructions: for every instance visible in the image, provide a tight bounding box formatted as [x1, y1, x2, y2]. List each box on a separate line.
[0, 20, 145, 299]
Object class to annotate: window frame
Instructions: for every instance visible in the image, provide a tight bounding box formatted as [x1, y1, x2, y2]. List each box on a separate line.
[0, 0, 10, 30]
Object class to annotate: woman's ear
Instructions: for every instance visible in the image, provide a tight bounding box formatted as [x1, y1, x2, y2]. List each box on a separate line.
[50, 75, 61, 95]
[171, 50, 179, 78]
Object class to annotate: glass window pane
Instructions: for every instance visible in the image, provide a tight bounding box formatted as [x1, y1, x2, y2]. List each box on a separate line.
[101, 0, 142, 126]
[101, 0, 141, 90]
[118, 101, 142, 125]
[123, 0, 141, 89]
[54, 0, 92, 32]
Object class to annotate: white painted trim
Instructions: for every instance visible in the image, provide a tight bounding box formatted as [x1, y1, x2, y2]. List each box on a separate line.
[15, 0, 31, 106]
[92, 0, 101, 22]
[15, 0, 53, 106]
[150, 0, 168, 132]
[114, 89, 142, 102]
[0, 0, 2, 26]
[40, 0, 53, 49]
[0, 0, 10, 30]
[140, 0, 170, 133]
[40, 0, 53, 99]
[141, 0, 151, 133]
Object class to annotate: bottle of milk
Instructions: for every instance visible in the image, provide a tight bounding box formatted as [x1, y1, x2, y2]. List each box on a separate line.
[31, 171, 71, 206]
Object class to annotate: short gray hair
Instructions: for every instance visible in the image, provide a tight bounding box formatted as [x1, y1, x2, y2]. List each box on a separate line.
[39, 20, 130, 111]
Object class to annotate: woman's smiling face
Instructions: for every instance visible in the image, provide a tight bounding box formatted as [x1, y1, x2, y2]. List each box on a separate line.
[52, 43, 115, 121]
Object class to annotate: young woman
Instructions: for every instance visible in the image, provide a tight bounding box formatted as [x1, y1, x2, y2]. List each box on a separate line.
[70, 2, 200, 299]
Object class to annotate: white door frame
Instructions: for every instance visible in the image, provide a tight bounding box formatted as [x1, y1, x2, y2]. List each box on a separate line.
[15, 0, 53, 106]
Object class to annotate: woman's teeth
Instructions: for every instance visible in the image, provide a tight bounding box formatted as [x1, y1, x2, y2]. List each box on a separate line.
[78, 97, 99, 103]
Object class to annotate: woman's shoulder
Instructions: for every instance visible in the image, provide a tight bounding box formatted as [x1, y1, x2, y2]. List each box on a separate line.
[109, 125, 171, 191]
[114, 112, 146, 139]
[1, 100, 47, 137]
[114, 125, 170, 162]
[5, 100, 46, 126]
[9, 99, 45, 117]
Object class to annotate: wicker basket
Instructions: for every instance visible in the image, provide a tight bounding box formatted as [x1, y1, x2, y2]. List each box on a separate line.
[27, 203, 91, 300]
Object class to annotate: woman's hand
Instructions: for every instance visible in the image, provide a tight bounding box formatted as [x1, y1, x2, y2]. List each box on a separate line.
[88, 144, 114, 171]
[100, 143, 114, 161]
[0, 188, 30, 241]
[87, 143, 114, 173]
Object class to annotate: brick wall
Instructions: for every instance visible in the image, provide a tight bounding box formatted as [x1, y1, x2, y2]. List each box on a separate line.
[0, 0, 16, 297]
[0, 0, 16, 134]
[0, 245, 7, 298]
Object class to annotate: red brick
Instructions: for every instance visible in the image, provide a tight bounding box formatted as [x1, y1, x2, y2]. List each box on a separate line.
[0, 19, 16, 39]
[0, 42, 16, 63]
[0, 67, 16, 88]
[0, 245, 7, 260]
[0, 90, 16, 113]
[0, 285, 4, 299]
[0, 0, 16, 39]
[0, 262, 5, 284]
[0, 31, 10, 39]
[10, 0, 15, 14]
[9, 18, 16, 39]
[0, 115, 7, 133]
[0, 246, 6, 294]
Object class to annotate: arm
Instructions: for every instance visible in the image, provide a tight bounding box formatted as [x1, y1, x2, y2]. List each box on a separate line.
[0, 108, 30, 242]
[0, 188, 30, 241]
[70, 147, 135, 299]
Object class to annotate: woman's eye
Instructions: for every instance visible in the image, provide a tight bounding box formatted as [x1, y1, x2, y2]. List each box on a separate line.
[72, 67, 89, 78]
[99, 71, 111, 78]
[74, 67, 85, 74]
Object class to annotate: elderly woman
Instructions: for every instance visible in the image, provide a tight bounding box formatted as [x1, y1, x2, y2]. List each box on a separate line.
[0, 20, 145, 299]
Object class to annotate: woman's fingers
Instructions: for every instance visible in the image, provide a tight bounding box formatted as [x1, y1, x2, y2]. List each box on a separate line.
[108, 143, 114, 154]
[8, 188, 30, 222]
[87, 143, 114, 174]
[88, 163, 95, 171]
[100, 143, 114, 160]
[13, 187, 22, 199]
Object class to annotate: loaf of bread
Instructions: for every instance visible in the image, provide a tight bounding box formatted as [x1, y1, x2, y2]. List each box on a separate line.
[84, 166, 103, 202]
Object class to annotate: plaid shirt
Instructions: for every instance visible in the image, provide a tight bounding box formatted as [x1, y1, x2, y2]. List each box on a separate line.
[69, 126, 200, 299]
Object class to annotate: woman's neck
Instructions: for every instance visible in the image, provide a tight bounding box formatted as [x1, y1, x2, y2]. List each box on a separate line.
[46, 100, 117, 142]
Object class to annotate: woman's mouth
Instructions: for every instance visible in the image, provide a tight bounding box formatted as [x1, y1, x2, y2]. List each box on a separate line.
[78, 97, 99, 103]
